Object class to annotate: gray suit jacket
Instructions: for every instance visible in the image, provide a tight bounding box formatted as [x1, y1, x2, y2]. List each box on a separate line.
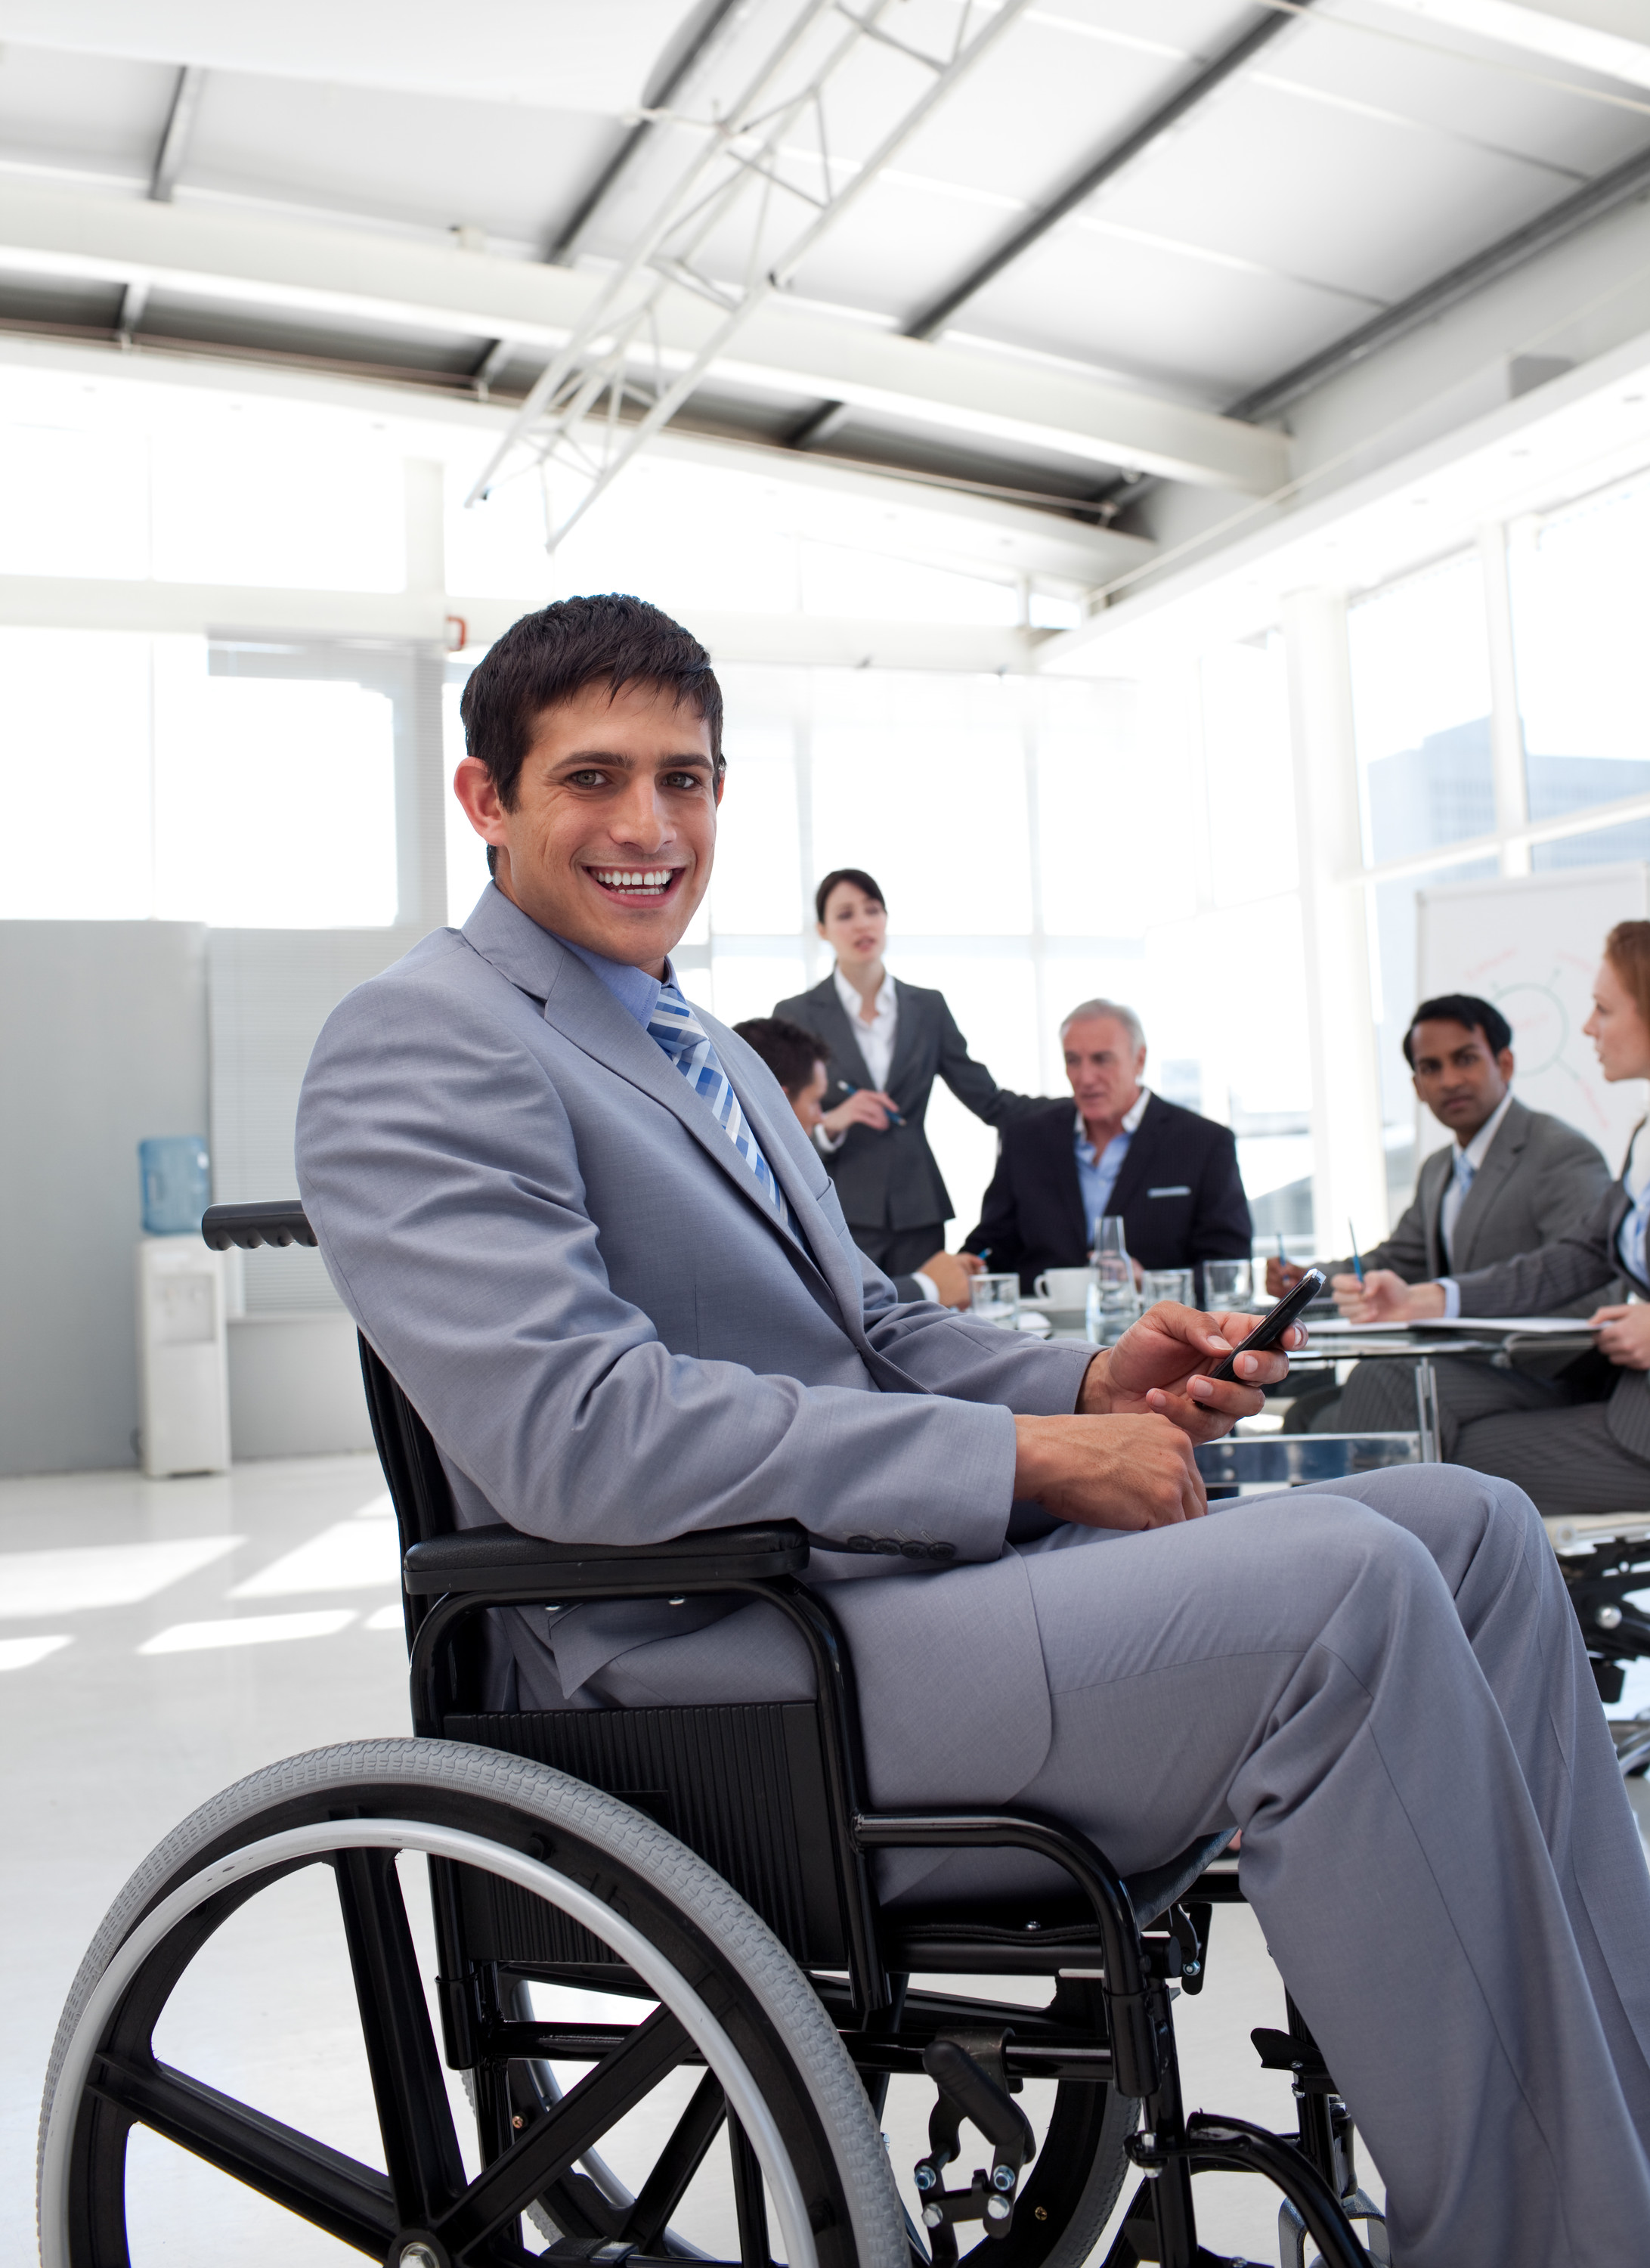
[1333, 1100, 1614, 1315]
[773, 974, 1041, 1231]
[296, 888, 1094, 1811]
[1449, 1142, 1649, 1461]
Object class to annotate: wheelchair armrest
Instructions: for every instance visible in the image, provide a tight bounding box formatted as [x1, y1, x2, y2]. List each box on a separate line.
[402, 1520, 810, 1599]
[202, 1201, 316, 1251]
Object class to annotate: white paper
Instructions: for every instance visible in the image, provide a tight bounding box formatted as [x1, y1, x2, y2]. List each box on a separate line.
[1305, 1315, 1595, 1337]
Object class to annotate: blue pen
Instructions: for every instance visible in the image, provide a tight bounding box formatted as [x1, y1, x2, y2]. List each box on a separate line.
[1348, 1219, 1364, 1286]
[840, 1080, 905, 1126]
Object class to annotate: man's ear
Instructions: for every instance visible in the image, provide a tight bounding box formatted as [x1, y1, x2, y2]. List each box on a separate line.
[454, 754, 509, 847]
[714, 766, 726, 807]
[1497, 1048, 1515, 1083]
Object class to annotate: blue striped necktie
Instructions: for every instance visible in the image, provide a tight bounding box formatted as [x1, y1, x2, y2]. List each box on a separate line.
[646, 981, 797, 1233]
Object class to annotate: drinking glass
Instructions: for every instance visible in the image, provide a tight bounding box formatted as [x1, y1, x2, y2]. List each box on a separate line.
[1203, 1259, 1253, 1309]
[1086, 1216, 1138, 1343]
[972, 1272, 1020, 1329]
[1141, 1267, 1194, 1307]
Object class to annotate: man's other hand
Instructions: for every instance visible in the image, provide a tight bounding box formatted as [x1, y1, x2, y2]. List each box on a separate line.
[921, 1250, 980, 1308]
[820, 1089, 898, 1136]
[1013, 1411, 1205, 1529]
[1332, 1269, 1444, 1324]
[1591, 1303, 1650, 1370]
[1265, 1256, 1308, 1297]
[1078, 1303, 1302, 1442]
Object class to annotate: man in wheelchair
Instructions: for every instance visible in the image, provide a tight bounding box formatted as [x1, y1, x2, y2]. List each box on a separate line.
[43, 594, 1645, 2268]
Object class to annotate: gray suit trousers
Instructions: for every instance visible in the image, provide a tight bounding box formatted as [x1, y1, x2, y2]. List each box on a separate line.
[1340, 1356, 1650, 1517]
[574, 1466, 1650, 2268]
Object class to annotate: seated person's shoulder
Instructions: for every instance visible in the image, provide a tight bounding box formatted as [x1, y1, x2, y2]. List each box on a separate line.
[1150, 1095, 1237, 1151]
[1525, 1105, 1610, 1170]
[1001, 1096, 1077, 1152]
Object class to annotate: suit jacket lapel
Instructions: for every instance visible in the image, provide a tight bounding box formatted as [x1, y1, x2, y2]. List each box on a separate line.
[1419, 1146, 1450, 1277]
[466, 892, 822, 1260]
[883, 979, 925, 1100]
[1102, 1092, 1159, 1223]
[1450, 1101, 1528, 1274]
[808, 975, 878, 1095]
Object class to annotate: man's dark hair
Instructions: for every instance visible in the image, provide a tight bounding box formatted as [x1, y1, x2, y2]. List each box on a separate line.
[814, 867, 885, 924]
[734, 1016, 830, 1097]
[461, 597, 724, 874]
[1403, 993, 1512, 1067]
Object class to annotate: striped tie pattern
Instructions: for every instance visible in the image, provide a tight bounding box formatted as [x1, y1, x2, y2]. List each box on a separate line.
[647, 981, 797, 1232]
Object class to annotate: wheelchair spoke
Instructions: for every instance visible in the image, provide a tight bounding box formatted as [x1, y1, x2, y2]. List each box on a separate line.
[437, 2004, 692, 2254]
[621, 2068, 729, 2249]
[333, 1846, 469, 2223]
[728, 2114, 773, 2268]
[86, 2048, 396, 2251]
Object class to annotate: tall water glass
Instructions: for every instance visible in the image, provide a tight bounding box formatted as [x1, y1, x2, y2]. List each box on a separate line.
[1086, 1215, 1138, 1344]
[1203, 1259, 1253, 1310]
[973, 1272, 1020, 1330]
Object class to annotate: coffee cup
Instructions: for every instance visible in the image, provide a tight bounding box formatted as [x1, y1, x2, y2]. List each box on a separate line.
[1035, 1267, 1094, 1309]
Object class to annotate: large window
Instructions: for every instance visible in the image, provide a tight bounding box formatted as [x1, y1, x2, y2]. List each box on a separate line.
[1349, 555, 1500, 1212]
[0, 629, 398, 928]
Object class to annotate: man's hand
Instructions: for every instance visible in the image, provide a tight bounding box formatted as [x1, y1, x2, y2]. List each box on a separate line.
[1331, 1269, 1444, 1325]
[1265, 1256, 1308, 1297]
[1078, 1302, 1302, 1442]
[1014, 1411, 1206, 1529]
[820, 1089, 898, 1136]
[921, 1250, 980, 1309]
[1590, 1303, 1650, 1369]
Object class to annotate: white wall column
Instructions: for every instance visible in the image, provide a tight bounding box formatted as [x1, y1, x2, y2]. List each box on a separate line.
[1479, 520, 1531, 876]
[1282, 586, 1390, 1247]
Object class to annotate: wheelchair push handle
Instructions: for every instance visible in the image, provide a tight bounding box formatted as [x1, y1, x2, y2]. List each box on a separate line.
[202, 1201, 316, 1251]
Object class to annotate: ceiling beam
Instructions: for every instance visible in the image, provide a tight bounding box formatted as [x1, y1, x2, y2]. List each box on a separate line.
[0, 180, 1286, 492]
[117, 64, 207, 342]
[0, 570, 1050, 672]
[789, 0, 1318, 451]
[1227, 136, 1650, 422]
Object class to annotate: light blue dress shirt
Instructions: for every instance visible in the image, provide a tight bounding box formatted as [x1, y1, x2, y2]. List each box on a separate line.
[557, 934, 670, 1027]
[1073, 1087, 1150, 1243]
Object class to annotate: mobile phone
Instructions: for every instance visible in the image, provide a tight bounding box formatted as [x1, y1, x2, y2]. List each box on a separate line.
[1207, 1268, 1324, 1382]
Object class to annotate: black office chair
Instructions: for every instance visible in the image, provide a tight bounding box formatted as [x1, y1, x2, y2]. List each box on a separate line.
[37, 1201, 1388, 2268]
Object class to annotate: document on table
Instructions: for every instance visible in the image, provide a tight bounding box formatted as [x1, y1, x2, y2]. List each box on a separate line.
[1305, 1315, 1595, 1336]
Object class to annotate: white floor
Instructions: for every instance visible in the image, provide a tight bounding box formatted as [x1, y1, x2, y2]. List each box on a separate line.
[5, 1455, 1647, 2266]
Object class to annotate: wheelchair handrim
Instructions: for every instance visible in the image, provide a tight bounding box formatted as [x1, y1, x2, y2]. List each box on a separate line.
[39, 1816, 820, 2268]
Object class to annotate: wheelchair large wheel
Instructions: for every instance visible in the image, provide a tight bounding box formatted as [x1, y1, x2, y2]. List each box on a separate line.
[38, 1739, 908, 2268]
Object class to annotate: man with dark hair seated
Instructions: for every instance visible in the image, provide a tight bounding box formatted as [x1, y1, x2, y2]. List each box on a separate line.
[1268, 991, 1614, 1431]
[1268, 991, 1612, 1304]
[298, 592, 1650, 2268]
[733, 1015, 980, 1308]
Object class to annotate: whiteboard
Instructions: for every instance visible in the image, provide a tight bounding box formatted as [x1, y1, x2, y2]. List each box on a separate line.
[1416, 863, 1649, 1176]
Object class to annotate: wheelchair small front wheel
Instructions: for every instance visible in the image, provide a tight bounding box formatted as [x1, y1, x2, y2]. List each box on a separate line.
[38, 1737, 907, 2268]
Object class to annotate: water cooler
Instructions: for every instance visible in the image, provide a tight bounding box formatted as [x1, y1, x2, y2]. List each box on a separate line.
[135, 1137, 231, 1478]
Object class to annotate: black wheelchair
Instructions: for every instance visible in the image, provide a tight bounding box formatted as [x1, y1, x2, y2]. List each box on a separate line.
[37, 1201, 1388, 2268]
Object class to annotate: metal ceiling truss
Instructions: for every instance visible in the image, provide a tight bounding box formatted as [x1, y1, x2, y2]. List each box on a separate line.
[788, 0, 1320, 451]
[466, 0, 1036, 546]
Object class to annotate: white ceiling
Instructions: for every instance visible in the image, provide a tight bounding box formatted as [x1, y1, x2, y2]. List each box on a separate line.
[0, 0, 1645, 541]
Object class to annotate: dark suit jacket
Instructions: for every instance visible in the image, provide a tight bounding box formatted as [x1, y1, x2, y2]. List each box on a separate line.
[774, 975, 1040, 1232]
[1450, 1134, 1649, 1461]
[1328, 1099, 1613, 1315]
[963, 1092, 1252, 1292]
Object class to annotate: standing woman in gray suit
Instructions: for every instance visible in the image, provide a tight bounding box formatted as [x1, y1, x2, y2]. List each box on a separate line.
[774, 867, 1043, 1279]
[1341, 919, 1650, 1515]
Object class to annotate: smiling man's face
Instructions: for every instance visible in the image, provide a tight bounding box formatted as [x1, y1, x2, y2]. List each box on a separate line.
[454, 679, 721, 975]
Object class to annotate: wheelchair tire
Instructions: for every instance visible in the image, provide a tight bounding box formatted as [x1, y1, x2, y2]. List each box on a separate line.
[37, 1737, 909, 2268]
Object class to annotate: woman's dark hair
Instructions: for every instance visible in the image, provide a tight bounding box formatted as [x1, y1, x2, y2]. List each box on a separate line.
[814, 867, 885, 925]
[733, 1017, 830, 1097]
[461, 593, 723, 821]
[1402, 993, 1512, 1066]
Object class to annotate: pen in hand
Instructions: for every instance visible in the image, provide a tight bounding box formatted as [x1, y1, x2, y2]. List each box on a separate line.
[1348, 1219, 1364, 1287]
[839, 1080, 905, 1126]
